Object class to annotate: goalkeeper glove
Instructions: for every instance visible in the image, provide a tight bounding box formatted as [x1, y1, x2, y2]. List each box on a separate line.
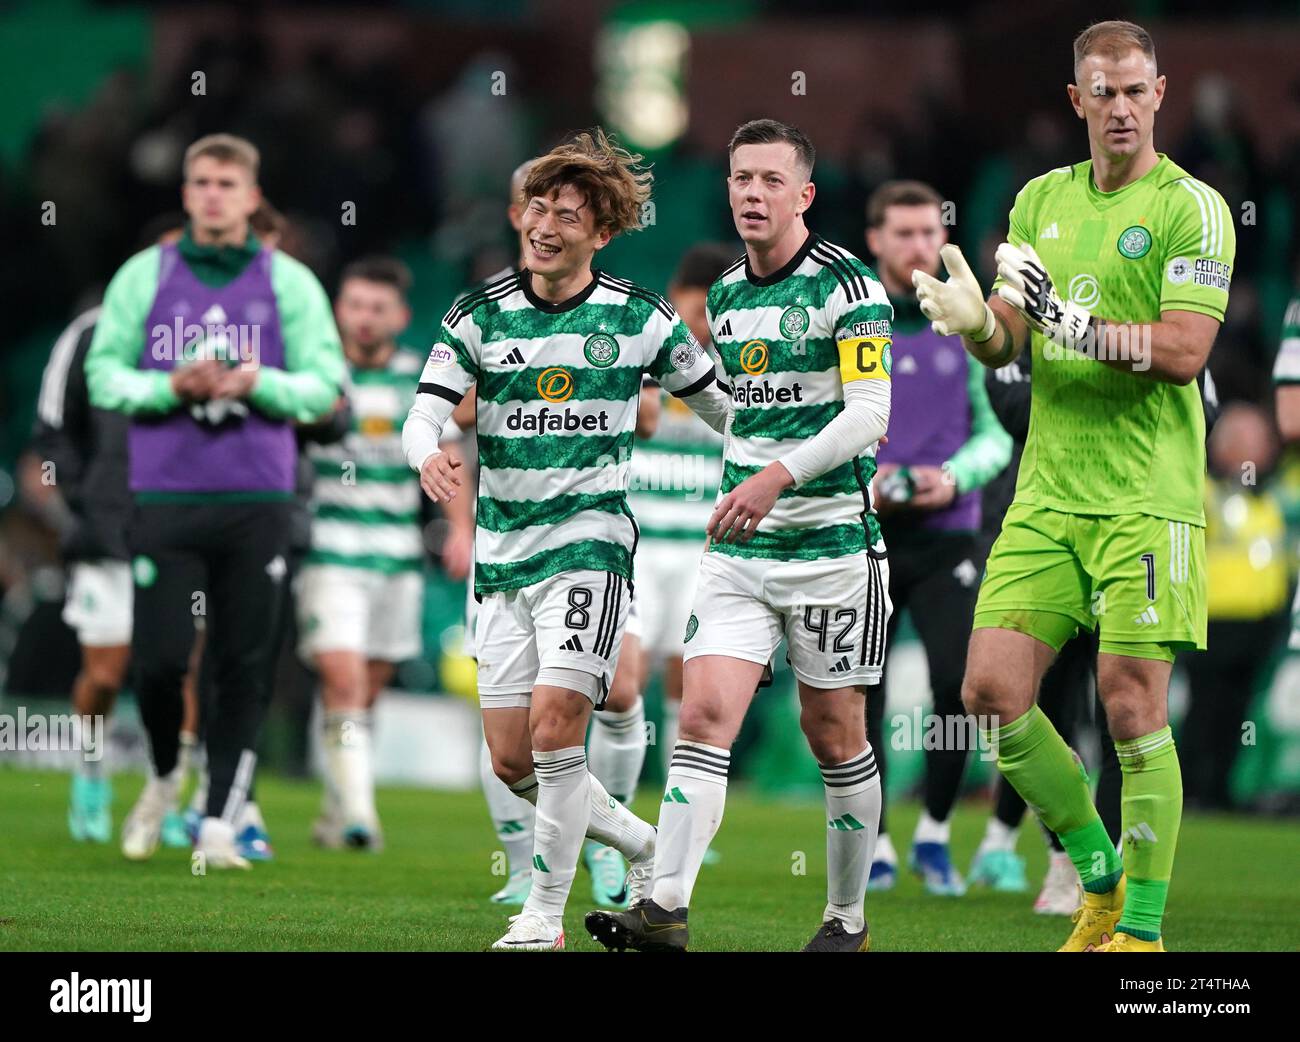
[995, 242, 1093, 352]
[912, 243, 997, 343]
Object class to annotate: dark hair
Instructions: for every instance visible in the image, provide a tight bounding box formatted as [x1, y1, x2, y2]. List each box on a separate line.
[866, 180, 945, 229]
[727, 119, 815, 178]
[671, 243, 739, 291]
[523, 128, 652, 237]
[1072, 20, 1156, 78]
[250, 200, 287, 241]
[339, 256, 413, 298]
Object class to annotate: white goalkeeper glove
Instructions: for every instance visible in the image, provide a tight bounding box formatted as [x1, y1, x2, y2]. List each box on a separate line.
[995, 242, 1093, 352]
[912, 243, 997, 343]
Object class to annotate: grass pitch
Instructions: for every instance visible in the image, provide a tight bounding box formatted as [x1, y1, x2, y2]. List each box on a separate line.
[0, 768, 1294, 952]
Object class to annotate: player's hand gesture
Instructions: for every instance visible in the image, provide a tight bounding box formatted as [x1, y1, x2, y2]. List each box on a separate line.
[995, 241, 1092, 351]
[419, 452, 463, 504]
[708, 461, 793, 543]
[170, 359, 224, 400]
[913, 244, 997, 342]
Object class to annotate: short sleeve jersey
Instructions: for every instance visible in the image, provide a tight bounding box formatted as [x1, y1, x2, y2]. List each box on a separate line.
[417, 269, 722, 595]
[306, 348, 424, 574]
[706, 234, 892, 561]
[993, 154, 1235, 525]
[1272, 291, 1300, 387]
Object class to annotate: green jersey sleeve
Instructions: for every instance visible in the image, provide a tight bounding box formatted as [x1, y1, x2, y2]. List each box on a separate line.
[85, 246, 180, 415]
[417, 315, 480, 400]
[991, 181, 1041, 293]
[646, 310, 719, 396]
[826, 259, 893, 387]
[250, 253, 346, 422]
[1158, 178, 1235, 321]
[1272, 293, 1300, 385]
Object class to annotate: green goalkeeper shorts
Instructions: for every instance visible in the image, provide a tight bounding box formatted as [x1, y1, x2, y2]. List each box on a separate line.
[973, 501, 1207, 662]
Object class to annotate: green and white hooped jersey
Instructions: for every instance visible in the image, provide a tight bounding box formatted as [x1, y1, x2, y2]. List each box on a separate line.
[419, 269, 725, 595]
[1274, 293, 1300, 387]
[307, 348, 426, 573]
[707, 234, 893, 561]
[1273, 291, 1300, 649]
[627, 366, 725, 543]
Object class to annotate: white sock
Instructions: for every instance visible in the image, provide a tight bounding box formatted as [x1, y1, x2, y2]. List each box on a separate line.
[522, 747, 590, 919]
[324, 709, 376, 826]
[190, 772, 208, 814]
[821, 747, 882, 933]
[587, 770, 655, 860]
[78, 732, 108, 781]
[650, 741, 730, 911]
[914, 811, 950, 845]
[874, 832, 897, 865]
[661, 699, 680, 775]
[238, 799, 265, 832]
[188, 743, 208, 813]
[588, 696, 645, 804]
[979, 816, 1019, 854]
[176, 732, 197, 786]
[479, 733, 535, 875]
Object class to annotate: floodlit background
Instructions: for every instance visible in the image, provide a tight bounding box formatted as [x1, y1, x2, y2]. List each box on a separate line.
[1, 0, 1298, 811]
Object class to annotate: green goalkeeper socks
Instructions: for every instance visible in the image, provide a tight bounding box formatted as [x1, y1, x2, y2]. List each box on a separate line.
[1115, 726, 1181, 942]
[986, 706, 1121, 894]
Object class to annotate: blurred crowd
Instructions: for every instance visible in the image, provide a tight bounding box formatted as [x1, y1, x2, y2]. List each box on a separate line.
[1, 16, 1298, 810]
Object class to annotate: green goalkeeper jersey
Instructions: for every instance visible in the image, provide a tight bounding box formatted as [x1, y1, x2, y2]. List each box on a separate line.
[994, 153, 1235, 525]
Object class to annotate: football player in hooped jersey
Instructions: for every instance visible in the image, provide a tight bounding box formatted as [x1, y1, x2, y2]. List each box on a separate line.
[587, 119, 894, 953]
[913, 21, 1235, 951]
[403, 130, 732, 951]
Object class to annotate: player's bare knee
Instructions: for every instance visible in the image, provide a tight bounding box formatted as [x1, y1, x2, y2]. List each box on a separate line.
[491, 752, 532, 786]
[84, 665, 125, 698]
[677, 696, 728, 747]
[803, 727, 859, 766]
[961, 669, 1000, 717]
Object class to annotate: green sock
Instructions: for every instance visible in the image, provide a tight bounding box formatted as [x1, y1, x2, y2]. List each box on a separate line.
[1114, 726, 1181, 941]
[986, 706, 1121, 894]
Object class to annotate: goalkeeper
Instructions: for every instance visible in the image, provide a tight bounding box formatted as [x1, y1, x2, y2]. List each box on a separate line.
[913, 20, 1234, 952]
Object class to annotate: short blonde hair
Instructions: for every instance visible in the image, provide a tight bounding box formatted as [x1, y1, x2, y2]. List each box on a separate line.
[183, 133, 260, 181]
[523, 128, 651, 237]
[1073, 20, 1156, 79]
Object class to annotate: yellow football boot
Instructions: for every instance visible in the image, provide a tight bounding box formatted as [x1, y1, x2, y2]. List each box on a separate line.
[1097, 932, 1166, 952]
[1058, 873, 1126, 951]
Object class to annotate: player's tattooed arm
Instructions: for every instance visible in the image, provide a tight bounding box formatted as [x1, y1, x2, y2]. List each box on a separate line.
[970, 296, 1028, 369]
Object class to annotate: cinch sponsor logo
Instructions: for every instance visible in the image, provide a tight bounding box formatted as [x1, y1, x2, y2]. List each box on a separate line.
[1194, 258, 1231, 291]
[506, 406, 611, 433]
[734, 379, 804, 406]
[50, 973, 151, 1022]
